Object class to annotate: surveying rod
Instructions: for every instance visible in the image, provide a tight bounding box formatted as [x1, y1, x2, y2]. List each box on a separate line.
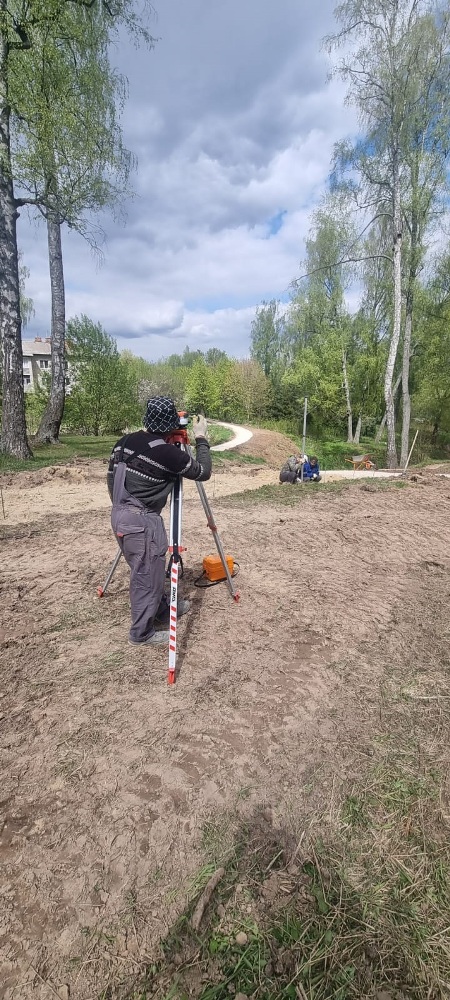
[166, 420, 239, 685]
[300, 396, 308, 484]
[167, 465, 183, 686]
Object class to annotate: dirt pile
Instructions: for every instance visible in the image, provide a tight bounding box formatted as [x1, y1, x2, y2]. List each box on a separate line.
[0, 464, 88, 489]
[236, 428, 297, 467]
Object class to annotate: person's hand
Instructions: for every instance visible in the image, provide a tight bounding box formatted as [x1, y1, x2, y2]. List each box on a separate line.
[192, 414, 208, 440]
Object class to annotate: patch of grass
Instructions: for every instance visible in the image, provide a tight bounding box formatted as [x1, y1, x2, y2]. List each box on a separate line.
[258, 419, 450, 468]
[255, 420, 389, 470]
[220, 478, 409, 508]
[133, 736, 450, 1000]
[212, 450, 265, 467]
[0, 433, 116, 473]
[297, 436, 388, 471]
[207, 425, 234, 447]
[129, 663, 450, 1000]
[0, 426, 236, 474]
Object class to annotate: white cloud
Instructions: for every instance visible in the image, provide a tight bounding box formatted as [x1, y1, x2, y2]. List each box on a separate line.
[18, 0, 358, 361]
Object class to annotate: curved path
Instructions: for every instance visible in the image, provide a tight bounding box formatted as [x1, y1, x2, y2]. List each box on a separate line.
[210, 421, 253, 452]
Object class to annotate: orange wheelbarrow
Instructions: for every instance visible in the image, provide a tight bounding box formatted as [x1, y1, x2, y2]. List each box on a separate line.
[345, 454, 377, 472]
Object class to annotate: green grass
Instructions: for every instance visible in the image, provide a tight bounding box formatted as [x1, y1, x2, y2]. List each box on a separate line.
[0, 424, 234, 474]
[212, 449, 265, 467]
[283, 434, 388, 471]
[0, 433, 117, 472]
[220, 477, 408, 508]
[207, 424, 234, 447]
[131, 715, 450, 1000]
[257, 418, 450, 469]
[256, 419, 390, 468]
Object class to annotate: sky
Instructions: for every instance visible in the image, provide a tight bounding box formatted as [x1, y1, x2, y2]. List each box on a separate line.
[18, 0, 357, 362]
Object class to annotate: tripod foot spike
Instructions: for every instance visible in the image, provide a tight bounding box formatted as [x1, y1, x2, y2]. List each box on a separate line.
[97, 587, 104, 598]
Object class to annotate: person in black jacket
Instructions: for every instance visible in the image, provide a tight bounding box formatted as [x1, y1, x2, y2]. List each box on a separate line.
[107, 397, 211, 647]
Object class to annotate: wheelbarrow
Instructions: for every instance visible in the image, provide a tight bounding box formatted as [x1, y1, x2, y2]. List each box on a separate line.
[345, 454, 377, 472]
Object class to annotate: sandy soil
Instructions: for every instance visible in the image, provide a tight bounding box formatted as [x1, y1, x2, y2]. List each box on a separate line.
[0, 461, 275, 527]
[1, 457, 450, 999]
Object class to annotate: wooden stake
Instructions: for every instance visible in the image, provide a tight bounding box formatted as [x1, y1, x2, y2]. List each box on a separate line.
[403, 428, 419, 472]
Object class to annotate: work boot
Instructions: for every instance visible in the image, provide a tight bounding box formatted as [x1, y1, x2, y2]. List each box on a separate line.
[129, 630, 170, 647]
[155, 598, 191, 625]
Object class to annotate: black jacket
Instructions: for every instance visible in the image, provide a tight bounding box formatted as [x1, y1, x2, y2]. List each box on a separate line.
[107, 430, 212, 513]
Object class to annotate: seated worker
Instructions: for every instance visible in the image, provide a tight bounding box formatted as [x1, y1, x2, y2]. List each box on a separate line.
[279, 453, 308, 484]
[302, 455, 321, 482]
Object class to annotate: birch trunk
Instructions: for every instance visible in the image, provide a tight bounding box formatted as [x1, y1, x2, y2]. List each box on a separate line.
[342, 349, 353, 442]
[0, 14, 32, 458]
[399, 302, 412, 467]
[353, 414, 362, 444]
[400, 190, 418, 467]
[384, 151, 402, 468]
[375, 371, 402, 442]
[35, 209, 66, 443]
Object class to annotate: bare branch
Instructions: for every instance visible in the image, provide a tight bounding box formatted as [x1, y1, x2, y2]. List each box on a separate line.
[292, 253, 393, 288]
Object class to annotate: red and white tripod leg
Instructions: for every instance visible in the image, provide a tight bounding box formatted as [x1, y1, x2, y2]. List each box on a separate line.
[168, 559, 178, 685]
[167, 475, 182, 685]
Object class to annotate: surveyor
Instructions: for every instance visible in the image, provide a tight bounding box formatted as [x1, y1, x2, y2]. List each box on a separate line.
[302, 455, 321, 482]
[279, 453, 307, 484]
[107, 398, 211, 647]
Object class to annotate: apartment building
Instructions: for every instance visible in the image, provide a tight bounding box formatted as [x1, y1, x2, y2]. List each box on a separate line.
[22, 338, 72, 393]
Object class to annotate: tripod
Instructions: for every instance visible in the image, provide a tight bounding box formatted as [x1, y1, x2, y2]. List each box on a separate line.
[97, 430, 239, 684]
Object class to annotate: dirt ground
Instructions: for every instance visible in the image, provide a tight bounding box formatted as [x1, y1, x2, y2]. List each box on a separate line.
[1, 456, 450, 999]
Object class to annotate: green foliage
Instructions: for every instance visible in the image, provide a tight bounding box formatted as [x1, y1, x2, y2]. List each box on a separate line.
[186, 357, 223, 416]
[413, 276, 450, 438]
[9, 4, 133, 239]
[65, 315, 137, 435]
[183, 356, 270, 423]
[250, 299, 286, 377]
[25, 377, 50, 435]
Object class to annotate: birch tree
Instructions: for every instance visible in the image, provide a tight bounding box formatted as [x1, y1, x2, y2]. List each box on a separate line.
[398, 11, 450, 464]
[327, 0, 450, 467]
[291, 197, 357, 441]
[0, 0, 154, 458]
[10, 12, 132, 444]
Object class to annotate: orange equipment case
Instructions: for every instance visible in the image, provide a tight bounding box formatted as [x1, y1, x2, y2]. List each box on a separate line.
[203, 553, 234, 582]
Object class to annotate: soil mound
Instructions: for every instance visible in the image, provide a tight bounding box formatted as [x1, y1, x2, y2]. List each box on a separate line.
[236, 428, 297, 467]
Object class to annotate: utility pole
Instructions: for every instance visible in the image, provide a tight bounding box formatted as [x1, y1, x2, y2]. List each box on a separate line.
[300, 397, 308, 484]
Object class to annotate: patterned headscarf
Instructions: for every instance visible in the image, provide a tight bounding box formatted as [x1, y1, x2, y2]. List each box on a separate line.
[143, 396, 180, 434]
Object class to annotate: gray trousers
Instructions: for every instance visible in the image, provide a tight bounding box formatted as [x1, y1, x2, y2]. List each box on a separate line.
[279, 469, 298, 484]
[112, 505, 168, 643]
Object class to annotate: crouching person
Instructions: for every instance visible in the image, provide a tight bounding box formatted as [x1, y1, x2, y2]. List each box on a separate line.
[107, 397, 211, 647]
[279, 454, 305, 484]
[302, 456, 321, 482]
